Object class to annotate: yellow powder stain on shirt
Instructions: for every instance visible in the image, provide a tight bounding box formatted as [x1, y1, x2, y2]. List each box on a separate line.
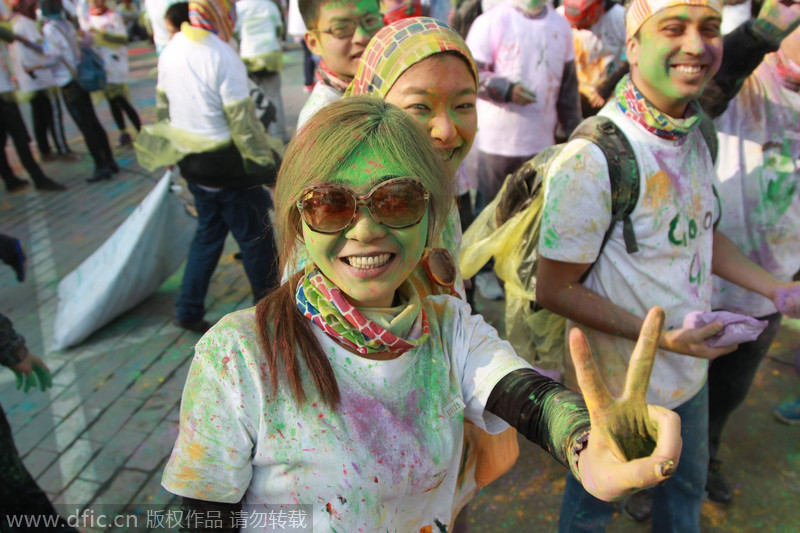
[644, 171, 671, 209]
[185, 440, 207, 462]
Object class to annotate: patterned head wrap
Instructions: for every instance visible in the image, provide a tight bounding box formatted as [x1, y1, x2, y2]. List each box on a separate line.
[626, 0, 722, 39]
[347, 17, 478, 98]
[189, 0, 236, 42]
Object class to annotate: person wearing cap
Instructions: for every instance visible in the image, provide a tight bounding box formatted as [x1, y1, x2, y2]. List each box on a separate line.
[557, 0, 627, 117]
[534, 0, 800, 529]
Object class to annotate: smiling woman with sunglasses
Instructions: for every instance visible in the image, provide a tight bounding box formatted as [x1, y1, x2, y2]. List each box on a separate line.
[162, 97, 681, 533]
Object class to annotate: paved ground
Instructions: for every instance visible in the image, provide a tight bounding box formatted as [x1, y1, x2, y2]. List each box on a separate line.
[0, 42, 798, 532]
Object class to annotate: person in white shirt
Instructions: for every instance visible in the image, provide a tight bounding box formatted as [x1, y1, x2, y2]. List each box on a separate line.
[40, 0, 117, 182]
[235, 0, 288, 142]
[84, 0, 141, 147]
[9, 0, 73, 160]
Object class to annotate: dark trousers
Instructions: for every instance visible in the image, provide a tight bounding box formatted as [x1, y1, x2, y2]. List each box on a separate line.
[60, 81, 114, 170]
[175, 182, 279, 323]
[108, 95, 141, 132]
[301, 39, 315, 87]
[474, 151, 534, 214]
[30, 90, 69, 155]
[708, 312, 783, 459]
[0, 402, 75, 532]
[0, 99, 47, 186]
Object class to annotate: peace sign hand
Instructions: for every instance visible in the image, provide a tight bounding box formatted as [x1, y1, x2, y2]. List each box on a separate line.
[571, 307, 683, 502]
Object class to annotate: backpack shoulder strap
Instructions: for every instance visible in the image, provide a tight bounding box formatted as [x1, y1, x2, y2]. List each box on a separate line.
[569, 115, 641, 255]
[697, 111, 718, 164]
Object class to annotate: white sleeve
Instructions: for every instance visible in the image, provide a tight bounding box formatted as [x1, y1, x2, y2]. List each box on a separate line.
[465, 11, 495, 67]
[161, 315, 262, 503]
[218, 47, 251, 106]
[539, 138, 613, 264]
[444, 297, 532, 434]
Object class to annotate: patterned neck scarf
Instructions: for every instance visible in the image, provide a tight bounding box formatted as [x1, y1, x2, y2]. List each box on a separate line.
[296, 266, 430, 355]
[188, 0, 235, 43]
[616, 74, 702, 141]
[774, 49, 800, 92]
[346, 17, 477, 98]
[316, 60, 352, 93]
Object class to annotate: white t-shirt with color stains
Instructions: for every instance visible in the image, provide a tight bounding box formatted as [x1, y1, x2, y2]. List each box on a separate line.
[467, 3, 575, 157]
[539, 101, 719, 409]
[162, 295, 529, 532]
[712, 53, 800, 318]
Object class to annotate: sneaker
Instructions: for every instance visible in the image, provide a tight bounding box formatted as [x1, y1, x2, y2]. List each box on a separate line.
[474, 271, 504, 300]
[173, 318, 212, 334]
[0, 237, 26, 282]
[4, 175, 30, 193]
[86, 167, 113, 183]
[34, 176, 67, 191]
[706, 459, 734, 505]
[774, 397, 800, 426]
[117, 132, 132, 147]
[303, 84, 314, 93]
[623, 489, 652, 522]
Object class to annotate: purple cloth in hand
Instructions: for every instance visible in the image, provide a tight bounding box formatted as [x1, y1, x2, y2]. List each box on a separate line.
[683, 311, 768, 348]
[774, 286, 800, 318]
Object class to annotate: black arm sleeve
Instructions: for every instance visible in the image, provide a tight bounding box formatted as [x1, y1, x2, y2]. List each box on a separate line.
[557, 60, 583, 138]
[486, 368, 590, 475]
[179, 497, 242, 533]
[702, 20, 779, 117]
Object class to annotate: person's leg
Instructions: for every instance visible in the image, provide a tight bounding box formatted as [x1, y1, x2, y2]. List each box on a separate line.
[0, 99, 64, 190]
[301, 39, 315, 88]
[558, 471, 618, 532]
[61, 82, 115, 174]
[256, 71, 287, 143]
[48, 89, 71, 155]
[706, 313, 782, 502]
[0, 402, 76, 532]
[107, 94, 128, 131]
[117, 95, 141, 131]
[650, 384, 709, 533]
[474, 151, 532, 215]
[220, 187, 279, 302]
[175, 183, 230, 324]
[30, 92, 52, 157]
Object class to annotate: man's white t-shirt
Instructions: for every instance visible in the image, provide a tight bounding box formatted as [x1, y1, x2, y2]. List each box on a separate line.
[235, 0, 283, 60]
[158, 29, 250, 142]
[86, 9, 129, 84]
[539, 101, 719, 409]
[467, 3, 574, 156]
[712, 53, 800, 317]
[162, 297, 530, 532]
[9, 15, 55, 92]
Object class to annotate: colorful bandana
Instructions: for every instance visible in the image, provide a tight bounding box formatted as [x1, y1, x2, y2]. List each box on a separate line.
[189, 0, 235, 43]
[346, 17, 478, 98]
[616, 74, 702, 140]
[316, 60, 352, 93]
[774, 49, 800, 91]
[296, 266, 430, 355]
[625, 0, 722, 39]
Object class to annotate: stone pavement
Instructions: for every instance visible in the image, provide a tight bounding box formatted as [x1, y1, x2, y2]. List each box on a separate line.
[0, 42, 798, 533]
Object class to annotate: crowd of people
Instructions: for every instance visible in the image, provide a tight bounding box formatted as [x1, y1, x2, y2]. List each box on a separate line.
[2, 0, 800, 531]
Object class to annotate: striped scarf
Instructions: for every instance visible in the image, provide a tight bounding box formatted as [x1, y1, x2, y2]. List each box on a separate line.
[296, 266, 429, 355]
[616, 74, 701, 141]
[188, 0, 235, 42]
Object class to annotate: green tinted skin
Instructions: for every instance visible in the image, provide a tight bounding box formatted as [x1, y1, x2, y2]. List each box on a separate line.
[628, 6, 722, 117]
[302, 145, 428, 308]
[305, 0, 383, 78]
[385, 55, 478, 179]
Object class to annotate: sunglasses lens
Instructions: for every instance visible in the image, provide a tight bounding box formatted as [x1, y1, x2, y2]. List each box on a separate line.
[426, 248, 456, 286]
[370, 180, 427, 228]
[301, 187, 355, 232]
